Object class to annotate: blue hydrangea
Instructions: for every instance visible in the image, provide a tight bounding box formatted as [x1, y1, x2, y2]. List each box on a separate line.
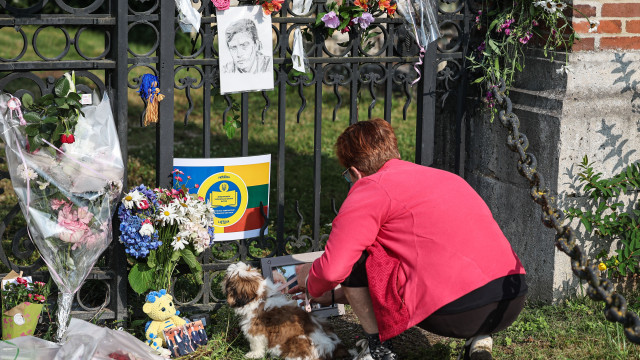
[117, 184, 161, 259]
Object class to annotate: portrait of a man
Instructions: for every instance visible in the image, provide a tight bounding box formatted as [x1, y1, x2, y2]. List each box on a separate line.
[223, 19, 272, 74]
[217, 5, 274, 94]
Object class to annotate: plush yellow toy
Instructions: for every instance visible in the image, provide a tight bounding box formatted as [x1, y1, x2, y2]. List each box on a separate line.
[143, 289, 186, 356]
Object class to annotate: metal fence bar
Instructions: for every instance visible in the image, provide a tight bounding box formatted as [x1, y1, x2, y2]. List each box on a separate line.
[110, 0, 129, 324]
[416, 41, 437, 166]
[157, 0, 176, 188]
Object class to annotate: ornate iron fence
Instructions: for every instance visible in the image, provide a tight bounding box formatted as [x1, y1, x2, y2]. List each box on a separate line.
[0, 0, 471, 319]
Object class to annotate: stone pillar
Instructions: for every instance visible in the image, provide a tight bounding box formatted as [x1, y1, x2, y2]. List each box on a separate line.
[465, 1, 640, 303]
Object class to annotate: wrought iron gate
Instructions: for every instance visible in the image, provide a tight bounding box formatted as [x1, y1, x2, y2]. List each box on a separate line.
[0, 0, 471, 319]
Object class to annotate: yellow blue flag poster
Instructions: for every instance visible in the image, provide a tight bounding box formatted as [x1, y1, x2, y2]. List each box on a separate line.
[173, 155, 271, 241]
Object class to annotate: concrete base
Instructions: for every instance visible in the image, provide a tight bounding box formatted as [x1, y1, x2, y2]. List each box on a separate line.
[465, 50, 640, 303]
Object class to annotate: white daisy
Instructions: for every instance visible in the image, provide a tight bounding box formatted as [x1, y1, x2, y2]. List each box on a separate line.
[173, 198, 192, 218]
[17, 163, 38, 182]
[533, 0, 547, 8]
[171, 235, 188, 251]
[588, 20, 600, 33]
[542, 0, 556, 13]
[37, 181, 49, 190]
[139, 221, 155, 237]
[122, 190, 143, 209]
[157, 203, 179, 226]
[554, 1, 567, 11]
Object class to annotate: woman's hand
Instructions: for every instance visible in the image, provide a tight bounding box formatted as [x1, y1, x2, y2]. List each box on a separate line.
[289, 287, 332, 306]
[293, 263, 312, 291]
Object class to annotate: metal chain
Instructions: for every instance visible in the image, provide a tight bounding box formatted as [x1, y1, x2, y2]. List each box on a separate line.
[491, 80, 640, 344]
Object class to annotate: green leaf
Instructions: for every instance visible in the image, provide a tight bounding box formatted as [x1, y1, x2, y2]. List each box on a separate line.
[42, 116, 57, 124]
[472, 77, 485, 84]
[23, 112, 40, 124]
[22, 93, 33, 108]
[147, 250, 157, 268]
[488, 39, 501, 54]
[181, 248, 203, 285]
[223, 120, 236, 139]
[25, 124, 39, 136]
[170, 250, 180, 262]
[40, 94, 54, 103]
[128, 262, 154, 294]
[67, 92, 81, 101]
[488, 18, 500, 32]
[365, 31, 381, 40]
[52, 122, 65, 142]
[54, 76, 71, 98]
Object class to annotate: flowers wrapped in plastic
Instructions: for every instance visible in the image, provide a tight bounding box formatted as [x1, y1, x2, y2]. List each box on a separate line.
[118, 172, 214, 295]
[0, 74, 124, 341]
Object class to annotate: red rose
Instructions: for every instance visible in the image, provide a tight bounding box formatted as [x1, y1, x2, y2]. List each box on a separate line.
[16, 277, 27, 285]
[60, 134, 68, 143]
[67, 134, 75, 144]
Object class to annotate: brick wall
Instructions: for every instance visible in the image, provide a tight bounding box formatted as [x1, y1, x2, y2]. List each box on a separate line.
[572, 0, 640, 51]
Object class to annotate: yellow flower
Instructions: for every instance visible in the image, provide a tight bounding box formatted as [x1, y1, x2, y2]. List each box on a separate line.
[598, 262, 607, 272]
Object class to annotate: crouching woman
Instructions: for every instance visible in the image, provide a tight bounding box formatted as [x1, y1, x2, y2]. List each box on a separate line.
[291, 118, 527, 360]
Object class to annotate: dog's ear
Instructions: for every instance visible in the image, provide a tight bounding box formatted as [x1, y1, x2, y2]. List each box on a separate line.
[225, 275, 261, 308]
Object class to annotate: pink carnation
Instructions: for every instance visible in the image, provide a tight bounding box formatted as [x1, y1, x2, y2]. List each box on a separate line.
[77, 207, 93, 225]
[51, 199, 67, 210]
[212, 0, 230, 11]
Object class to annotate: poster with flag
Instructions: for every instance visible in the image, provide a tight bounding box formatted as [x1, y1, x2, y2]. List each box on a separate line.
[173, 155, 271, 241]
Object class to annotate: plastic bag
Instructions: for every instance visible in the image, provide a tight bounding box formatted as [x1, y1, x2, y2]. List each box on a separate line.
[175, 0, 201, 33]
[396, 0, 440, 48]
[0, 93, 124, 341]
[291, 0, 313, 73]
[0, 319, 165, 360]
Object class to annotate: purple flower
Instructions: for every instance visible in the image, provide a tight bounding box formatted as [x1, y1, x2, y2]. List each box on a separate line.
[321, 11, 340, 29]
[477, 41, 486, 52]
[504, 28, 511, 36]
[519, 31, 532, 44]
[485, 91, 493, 101]
[354, 12, 374, 29]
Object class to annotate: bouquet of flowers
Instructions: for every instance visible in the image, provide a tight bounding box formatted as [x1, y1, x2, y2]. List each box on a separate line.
[314, 0, 397, 52]
[0, 73, 125, 341]
[1, 272, 49, 340]
[118, 171, 214, 295]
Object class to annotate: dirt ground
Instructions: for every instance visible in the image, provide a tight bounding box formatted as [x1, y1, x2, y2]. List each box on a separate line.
[326, 307, 457, 359]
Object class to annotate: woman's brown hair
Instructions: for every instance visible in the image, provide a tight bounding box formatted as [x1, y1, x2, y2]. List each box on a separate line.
[336, 118, 401, 176]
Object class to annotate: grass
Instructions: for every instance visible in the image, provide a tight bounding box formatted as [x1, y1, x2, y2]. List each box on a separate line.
[144, 293, 640, 360]
[4, 20, 640, 360]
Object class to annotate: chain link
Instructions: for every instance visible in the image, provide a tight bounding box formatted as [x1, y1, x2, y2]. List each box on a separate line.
[491, 80, 640, 344]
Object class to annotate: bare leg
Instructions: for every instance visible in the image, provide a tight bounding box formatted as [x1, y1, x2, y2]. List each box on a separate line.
[343, 286, 378, 334]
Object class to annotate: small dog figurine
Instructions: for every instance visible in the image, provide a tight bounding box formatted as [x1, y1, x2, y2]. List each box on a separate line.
[222, 262, 345, 360]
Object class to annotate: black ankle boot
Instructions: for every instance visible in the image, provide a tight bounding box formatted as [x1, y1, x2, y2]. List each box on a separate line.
[365, 333, 398, 360]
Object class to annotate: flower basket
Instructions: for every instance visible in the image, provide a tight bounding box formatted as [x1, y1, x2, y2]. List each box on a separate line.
[2, 302, 44, 340]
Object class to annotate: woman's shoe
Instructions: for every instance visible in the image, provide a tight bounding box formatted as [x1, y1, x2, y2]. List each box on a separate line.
[464, 335, 492, 360]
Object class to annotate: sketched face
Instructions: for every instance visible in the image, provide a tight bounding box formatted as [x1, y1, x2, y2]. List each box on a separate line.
[227, 31, 258, 72]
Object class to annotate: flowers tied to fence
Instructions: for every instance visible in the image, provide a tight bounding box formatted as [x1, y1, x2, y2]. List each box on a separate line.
[0, 77, 125, 340]
[118, 172, 215, 295]
[468, 0, 594, 115]
[313, 0, 396, 52]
